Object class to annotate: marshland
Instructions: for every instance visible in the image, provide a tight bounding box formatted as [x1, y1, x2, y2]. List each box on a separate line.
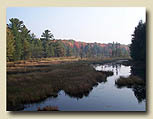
[7, 57, 115, 110]
[7, 58, 146, 111]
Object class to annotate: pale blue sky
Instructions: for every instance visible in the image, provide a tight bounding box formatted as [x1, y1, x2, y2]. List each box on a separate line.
[7, 7, 146, 44]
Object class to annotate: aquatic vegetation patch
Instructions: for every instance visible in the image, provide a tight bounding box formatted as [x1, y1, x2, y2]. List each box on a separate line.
[7, 61, 113, 111]
[37, 106, 59, 111]
[115, 75, 145, 88]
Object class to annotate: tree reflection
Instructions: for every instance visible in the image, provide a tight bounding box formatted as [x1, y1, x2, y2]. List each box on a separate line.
[112, 63, 121, 76]
[131, 62, 146, 81]
[115, 61, 146, 103]
[115, 78, 146, 103]
[131, 62, 146, 103]
[132, 85, 146, 103]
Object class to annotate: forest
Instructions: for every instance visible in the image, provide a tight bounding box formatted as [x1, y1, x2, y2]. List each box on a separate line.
[7, 18, 130, 62]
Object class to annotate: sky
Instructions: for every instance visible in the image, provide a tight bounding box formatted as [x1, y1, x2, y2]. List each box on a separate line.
[7, 7, 146, 45]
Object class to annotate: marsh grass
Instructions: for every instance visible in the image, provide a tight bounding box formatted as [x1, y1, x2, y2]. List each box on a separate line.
[7, 58, 114, 111]
[37, 106, 59, 111]
[115, 75, 145, 88]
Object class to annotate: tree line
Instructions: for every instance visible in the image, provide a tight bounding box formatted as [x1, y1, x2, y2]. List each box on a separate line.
[7, 18, 130, 61]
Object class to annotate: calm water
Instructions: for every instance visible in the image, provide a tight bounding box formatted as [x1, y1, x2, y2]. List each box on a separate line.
[23, 60, 146, 111]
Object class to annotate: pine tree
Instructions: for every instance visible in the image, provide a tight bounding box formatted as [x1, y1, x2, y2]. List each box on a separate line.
[31, 38, 43, 58]
[7, 26, 15, 61]
[54, 41, 66, 57]
[40, 29, 54, 57]
[9, 18, 24, 60]
[48, 42, 55, 57]
[130, 20, 146, 62]
[20, 25, 31, 60]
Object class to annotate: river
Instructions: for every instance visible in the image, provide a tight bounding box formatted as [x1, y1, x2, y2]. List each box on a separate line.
[23, 60, 146, 111]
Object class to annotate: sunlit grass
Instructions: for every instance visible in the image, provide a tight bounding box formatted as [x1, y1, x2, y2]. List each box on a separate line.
[7, 59, 114, 111]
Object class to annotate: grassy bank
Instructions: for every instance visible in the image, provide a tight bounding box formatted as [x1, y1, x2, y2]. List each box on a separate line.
[37, 106, 59, 111]
[7, 57, 130, 75]
[7, 57, 116, 111]
[115, 75, 145, 88]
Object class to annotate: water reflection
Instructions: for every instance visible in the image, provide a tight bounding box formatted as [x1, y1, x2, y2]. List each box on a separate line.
[65, 89, 91, 99]
[129, 61, 146, 103]
[116, 84, 146, 103]
[112, 62, 121, 75]
[95, 61, 146, 103]
[133, 85, 146, 103]
[99, 60, 146, 103]
[114, 61, 146, 103]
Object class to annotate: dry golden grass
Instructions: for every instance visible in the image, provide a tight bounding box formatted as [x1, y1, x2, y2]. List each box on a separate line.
[7, 59, 114, 111]
[115, 75, 145, 88]
[37, 106, 59, 111]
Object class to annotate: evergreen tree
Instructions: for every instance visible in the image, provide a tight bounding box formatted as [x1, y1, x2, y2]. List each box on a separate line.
[48, 42, 55, 57]
[7, 26, 15, 61]
[130, 20, 146, 80]
[20, 25, 31, 60]
[40, 29, 54, 57]
[41, 30, 54, 41]
[31, 38, 43, 58]
[130, 20, 146, 62]
[9, 18, 24, 60]
[54, 41, 66, 57]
